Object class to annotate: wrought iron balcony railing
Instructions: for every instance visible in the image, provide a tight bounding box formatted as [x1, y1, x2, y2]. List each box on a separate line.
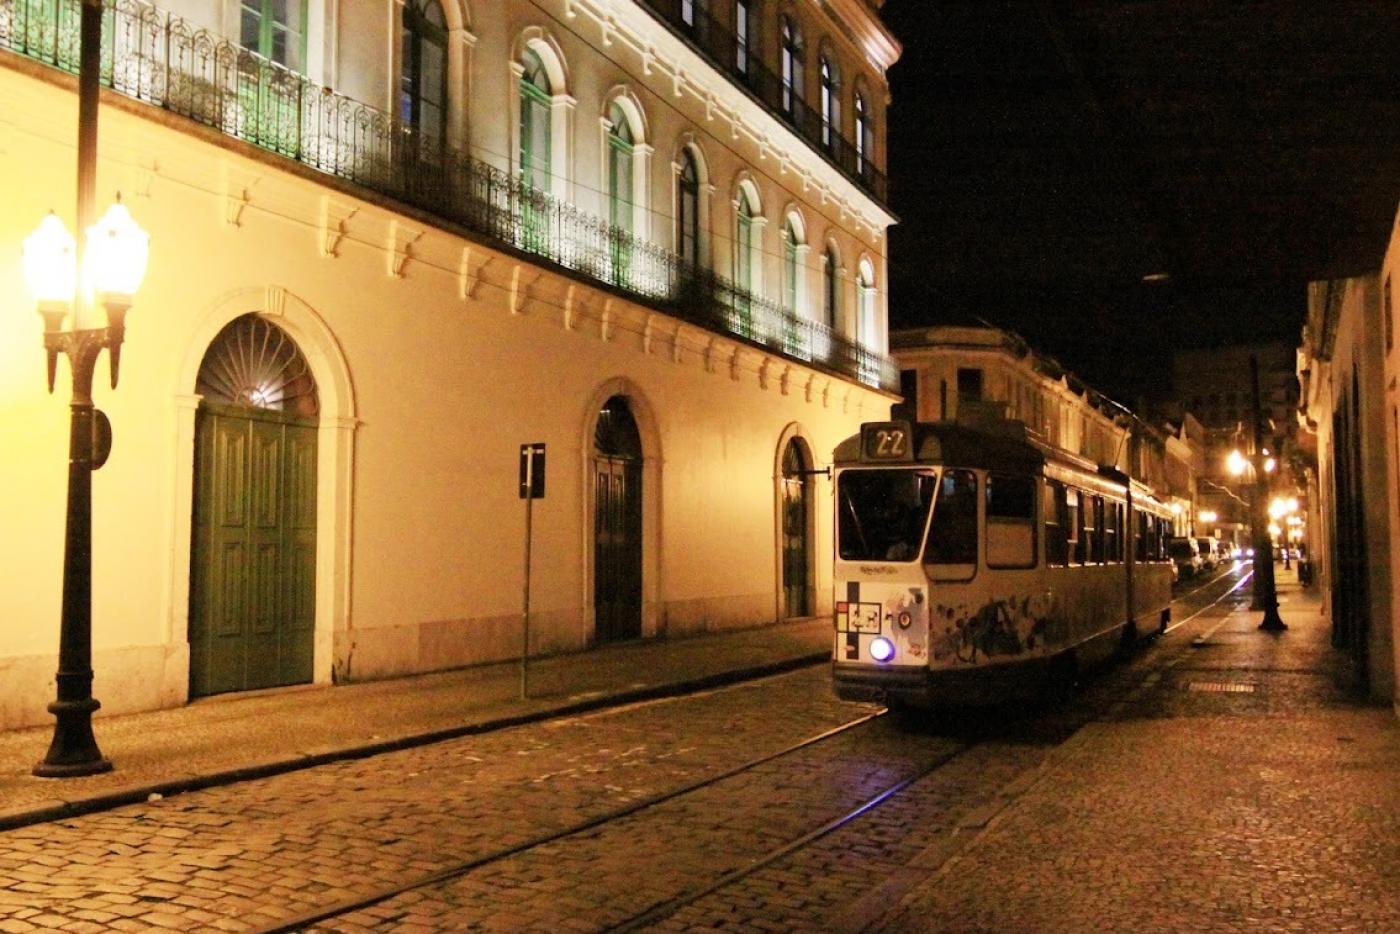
[637, 0, 888, 205]
[0, 0, 898, 393]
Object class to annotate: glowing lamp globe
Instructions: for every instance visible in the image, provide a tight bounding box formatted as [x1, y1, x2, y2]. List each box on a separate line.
[86, 200, 149, 306]
[22, 212, 78, 307]
[1227, 450, 1248, 476]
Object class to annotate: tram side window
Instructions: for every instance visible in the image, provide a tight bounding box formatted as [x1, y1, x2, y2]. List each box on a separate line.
[1068, 488, 1084, 564]
[1102, 500, 1116, 563]
[987, 472, 1037, 569]
[1104, 501, 1121, 563]
[1045, 480, 1069, 566]
[1088, 496, 1105, 564]
[1136, 509, 1149, 562]
[924, 468, 978, 577]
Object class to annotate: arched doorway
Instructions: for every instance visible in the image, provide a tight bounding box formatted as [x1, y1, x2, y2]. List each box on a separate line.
[189, 315, 319, 697]
[593, 396, 643, 642]
[780, 438, 812, 618]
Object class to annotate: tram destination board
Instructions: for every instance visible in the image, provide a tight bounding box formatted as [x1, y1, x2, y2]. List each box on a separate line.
[860, 421, 914, 462]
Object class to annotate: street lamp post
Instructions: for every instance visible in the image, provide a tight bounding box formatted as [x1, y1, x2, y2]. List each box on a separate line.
[1248, 355, 1286, 632]
[22, 0, 149, 777]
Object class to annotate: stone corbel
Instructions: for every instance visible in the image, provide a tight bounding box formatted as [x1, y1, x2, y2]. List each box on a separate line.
[780, 365, 792, 396]
[387, 220, 422, 278]
[642, 47, 654, 76]
[673, 68, 685, 98]
[319, 197, 357, 258]
[508, 263, 542, 315]
[222, 165, 259, 227]
[601, 14, 615, 46]
[758, 358, 771, 390]
[600, 298, 615, 341]
[730, 346, 742, 381]
[671, 323, 684, 363]
[705, 94, 716, 122]
[805, 374, 817, 403]
[822, 382, 831, 408]
[704, 336, 720, 374]
[458, 246, 493, 299]
[563, 283, 579, 330]
[643, 314, 656, 354]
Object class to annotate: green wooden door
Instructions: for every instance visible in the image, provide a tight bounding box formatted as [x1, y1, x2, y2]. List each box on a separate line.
[781, 441, 810, 618]
[190, 403, 317, 697]
[594, 456, 642, 642]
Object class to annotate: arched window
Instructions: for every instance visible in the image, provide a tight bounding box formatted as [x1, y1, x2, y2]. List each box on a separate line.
[780, 17, 803, 118]
[520, 48, 553, 191]
[736, 194, 755, 292]
[854, 89, 873, 175]
[607, 103, 634, 235]
[399, 0, 448, 141]
[240, 0, 307, 71]
[820, 54, 840, 150]
[822, 245, 839, 331]
[734, 189, 758, 336]
[857, 259, 877, 347]
[678, 148, 701, 268]
[607, 103, 636, 285]
[782, 217, 801, 316]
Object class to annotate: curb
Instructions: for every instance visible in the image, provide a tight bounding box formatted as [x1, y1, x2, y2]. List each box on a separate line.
[0, 652, 829, 833]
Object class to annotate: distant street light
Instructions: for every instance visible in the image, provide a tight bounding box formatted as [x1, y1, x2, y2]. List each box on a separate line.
[1247, 356, 1285, 632]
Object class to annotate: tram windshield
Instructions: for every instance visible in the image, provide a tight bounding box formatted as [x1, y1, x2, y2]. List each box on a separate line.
[837, 469, 938, 562]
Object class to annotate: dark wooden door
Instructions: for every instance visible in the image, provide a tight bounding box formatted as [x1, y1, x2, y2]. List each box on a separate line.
[594, 455, 642, 642]
[190, 404, 317, 697]
[781, 442, 810, 618]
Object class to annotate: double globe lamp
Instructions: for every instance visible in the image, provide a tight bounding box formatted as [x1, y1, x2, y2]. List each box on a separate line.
[21, 200, 149, 777]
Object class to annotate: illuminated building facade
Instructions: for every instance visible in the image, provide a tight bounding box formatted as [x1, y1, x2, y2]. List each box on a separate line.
[0, 0, 899, 727]
[1299, 269, 1399, 708]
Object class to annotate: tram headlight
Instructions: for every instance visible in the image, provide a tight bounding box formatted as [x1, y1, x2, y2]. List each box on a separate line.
[870, 637, 896, 663]
[897, 611, 912, 630]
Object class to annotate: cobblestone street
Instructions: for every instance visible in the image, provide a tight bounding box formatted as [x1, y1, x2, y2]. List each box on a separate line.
[1, 567, 1397, 932]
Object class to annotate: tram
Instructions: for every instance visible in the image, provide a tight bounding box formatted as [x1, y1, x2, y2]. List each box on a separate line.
[831, 418, 1175, 707]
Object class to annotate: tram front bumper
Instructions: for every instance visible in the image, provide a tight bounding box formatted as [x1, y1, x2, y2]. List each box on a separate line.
[833, 657, 1061, 708]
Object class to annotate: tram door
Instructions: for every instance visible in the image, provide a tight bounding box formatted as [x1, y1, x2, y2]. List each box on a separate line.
[593, 396, 643, 642]
[780, 439, 811, 618]
[189, 316, 319, 697]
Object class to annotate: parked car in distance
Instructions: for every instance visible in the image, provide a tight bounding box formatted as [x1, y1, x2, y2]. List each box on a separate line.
[1195, 537, 1221, 570]
[1169, 536, 1203, 579]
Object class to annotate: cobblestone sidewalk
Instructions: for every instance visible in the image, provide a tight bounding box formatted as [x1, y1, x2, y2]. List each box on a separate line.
[879, 569, 1400, 932]
[0, 618, 830, 828]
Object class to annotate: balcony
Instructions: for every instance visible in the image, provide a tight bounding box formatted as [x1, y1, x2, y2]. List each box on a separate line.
[638, 0, 888, 205]
[0, 0, 897, 394]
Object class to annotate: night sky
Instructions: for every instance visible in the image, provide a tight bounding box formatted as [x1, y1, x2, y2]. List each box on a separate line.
[877, 1, 1400, 405]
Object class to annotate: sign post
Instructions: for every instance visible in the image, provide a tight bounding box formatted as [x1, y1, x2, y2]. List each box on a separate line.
[519, 443, 546, 699]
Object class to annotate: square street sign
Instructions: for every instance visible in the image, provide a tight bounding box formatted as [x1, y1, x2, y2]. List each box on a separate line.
[519, 443, 546, 499]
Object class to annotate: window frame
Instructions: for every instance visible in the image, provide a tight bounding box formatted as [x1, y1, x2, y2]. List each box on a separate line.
[399, 0, 448, 142]
[985, 471, 1038, 570]
[240, 0, 309, 71]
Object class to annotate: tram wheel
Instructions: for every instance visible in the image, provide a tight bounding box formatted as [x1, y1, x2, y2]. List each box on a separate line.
[1042, 652, 1078, 704]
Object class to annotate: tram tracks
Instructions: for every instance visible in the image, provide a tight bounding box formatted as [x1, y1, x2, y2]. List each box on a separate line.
[259, 571, 1257, 933]
[254, 709, 905, 933]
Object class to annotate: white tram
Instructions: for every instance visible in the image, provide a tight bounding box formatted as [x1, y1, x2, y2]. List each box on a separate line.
[831, 419, 1175, 707]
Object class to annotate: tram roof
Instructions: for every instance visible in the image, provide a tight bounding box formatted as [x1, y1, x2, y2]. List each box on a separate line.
[834, 421, 1046, 472]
